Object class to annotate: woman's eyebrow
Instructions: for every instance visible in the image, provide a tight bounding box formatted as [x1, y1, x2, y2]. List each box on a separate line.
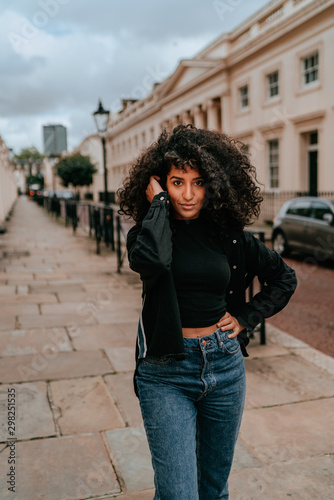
[170, 175, 204, 180]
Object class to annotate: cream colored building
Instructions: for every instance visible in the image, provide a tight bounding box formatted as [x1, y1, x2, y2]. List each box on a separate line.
[105, 0, 334, 223]
[0, 136, 17, 229]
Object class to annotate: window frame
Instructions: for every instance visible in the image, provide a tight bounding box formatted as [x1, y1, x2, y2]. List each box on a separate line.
[267, 70, 280, 100]
[268, 138, 280, 190]
[239, 84, 249, 110]
[302, 51, 319, 88]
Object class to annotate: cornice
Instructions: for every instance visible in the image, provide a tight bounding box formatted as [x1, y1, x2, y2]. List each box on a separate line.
[227, 0, 333, 68]
[290, 109, 326, 123]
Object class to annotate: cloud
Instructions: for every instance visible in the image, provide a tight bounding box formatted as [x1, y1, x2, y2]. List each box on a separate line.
[0, 0, 270, 153]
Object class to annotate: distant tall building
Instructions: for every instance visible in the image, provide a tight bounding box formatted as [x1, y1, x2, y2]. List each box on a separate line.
[43, 125, 67, 155]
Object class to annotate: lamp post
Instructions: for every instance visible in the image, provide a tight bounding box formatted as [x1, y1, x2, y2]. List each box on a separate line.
[93, 99, 110, 205]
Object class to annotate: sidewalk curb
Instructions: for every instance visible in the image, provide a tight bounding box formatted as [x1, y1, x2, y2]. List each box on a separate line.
[266, 323, 334, 376]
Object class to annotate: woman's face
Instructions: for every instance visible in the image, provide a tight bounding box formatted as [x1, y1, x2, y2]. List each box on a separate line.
[166, 165, 206, 220]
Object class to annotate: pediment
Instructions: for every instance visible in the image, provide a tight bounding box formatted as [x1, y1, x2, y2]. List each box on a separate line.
[159, 59, 218, 98]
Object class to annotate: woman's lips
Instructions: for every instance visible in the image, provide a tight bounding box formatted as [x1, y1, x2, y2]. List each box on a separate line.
[181, 204, 195, 209]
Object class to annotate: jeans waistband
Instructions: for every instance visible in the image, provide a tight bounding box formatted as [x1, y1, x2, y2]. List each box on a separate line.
[183, 328, 233, 348]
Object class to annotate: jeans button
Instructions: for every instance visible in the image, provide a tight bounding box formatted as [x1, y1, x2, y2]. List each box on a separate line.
[202, 340, 207, 346]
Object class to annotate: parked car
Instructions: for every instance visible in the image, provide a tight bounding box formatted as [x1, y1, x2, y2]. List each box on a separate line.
[55, 190, 75, 199]
[272, 197, 334, 260]
[41, 189, 74, 199]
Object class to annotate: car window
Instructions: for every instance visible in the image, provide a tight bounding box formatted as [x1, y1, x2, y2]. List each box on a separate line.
[310, 201, 333, 220]
[286, 200, 311, 217]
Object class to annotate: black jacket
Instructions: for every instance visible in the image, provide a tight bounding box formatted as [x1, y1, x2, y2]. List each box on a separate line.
[127, 192, 297, 361]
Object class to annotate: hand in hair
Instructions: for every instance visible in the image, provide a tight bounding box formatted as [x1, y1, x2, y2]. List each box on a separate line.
[146, 176, 164, 203]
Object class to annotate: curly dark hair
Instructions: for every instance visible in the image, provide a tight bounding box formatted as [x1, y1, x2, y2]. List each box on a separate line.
[117, 124, 263, 231]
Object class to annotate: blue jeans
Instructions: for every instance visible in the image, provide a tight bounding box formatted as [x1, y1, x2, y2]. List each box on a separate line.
[135, 328, 246, 500]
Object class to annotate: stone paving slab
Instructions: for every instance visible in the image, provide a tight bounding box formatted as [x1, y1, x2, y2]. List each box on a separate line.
[0, 382, 55, 442]
[104, 347, 137, 372]
[0, 433, 120, 499]
[0, 293, 58, 304]
[0, 327, 72, 356]
[105, 373, 143, 428]
[0, 350, 114, 383]
[40, 302, 94, 315]
[0, 285, 16, 294]
[71, 323, 136, 350]
[4, 265, 55, 273]
[0, 304, 39, 316]
[232, 440, 261, 471]
[17, 312, 97, 329]
[0, 272, 34, 281]
[229, 455, 334, 500]
[240, 397, 334, 464]
[0, 315, 16, 330]
[95, 309, 141, 324]
[29, 283, 85, 294]
[105, 426, 154, 492]
[49, 376, 125, 434]
[245, 353, 334, 408]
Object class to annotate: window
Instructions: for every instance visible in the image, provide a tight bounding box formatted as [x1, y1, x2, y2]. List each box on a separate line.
[239, 85, 249, 109]
[268, 139, 279, 189]
[309, 131, 318, 145]
[310, 202, 333, 221]
[267, 71, 279, 99]
[287, 200, 311, 217]
[302, 52, 319, 86]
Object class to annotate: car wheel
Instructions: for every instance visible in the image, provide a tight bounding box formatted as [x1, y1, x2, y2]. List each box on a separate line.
[273, 232, 289, 256]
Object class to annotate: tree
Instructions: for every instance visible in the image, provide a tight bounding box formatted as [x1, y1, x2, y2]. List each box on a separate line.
[14, 146, 45, 164]
[56, 153, 98, 194]
[14, 147, 45, 189]
[26, 173, 44, 188]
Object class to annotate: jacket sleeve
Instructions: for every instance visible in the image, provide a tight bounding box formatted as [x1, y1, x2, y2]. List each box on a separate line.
[126, 191, 173, 290]
[236, 231, 297, 330]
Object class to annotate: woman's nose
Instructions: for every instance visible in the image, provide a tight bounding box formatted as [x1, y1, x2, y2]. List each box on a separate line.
[183, 184, 194, 200]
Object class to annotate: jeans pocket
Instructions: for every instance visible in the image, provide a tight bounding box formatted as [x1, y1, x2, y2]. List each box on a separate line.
[221, 333, 241, 355]
[141, 355, 174, 366]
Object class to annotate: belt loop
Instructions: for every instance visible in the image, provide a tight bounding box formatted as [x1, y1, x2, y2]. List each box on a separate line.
[215, 330, 222, 348]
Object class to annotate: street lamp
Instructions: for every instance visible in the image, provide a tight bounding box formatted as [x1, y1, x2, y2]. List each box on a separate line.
[93, 99, 110, 204]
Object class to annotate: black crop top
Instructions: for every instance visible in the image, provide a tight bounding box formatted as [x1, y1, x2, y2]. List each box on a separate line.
[171, 215, 231, 328]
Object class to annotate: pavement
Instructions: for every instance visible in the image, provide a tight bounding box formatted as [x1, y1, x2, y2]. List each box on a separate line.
[0, 195, 333, 500]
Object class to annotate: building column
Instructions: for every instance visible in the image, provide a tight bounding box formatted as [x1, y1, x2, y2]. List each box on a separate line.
[206, 98, 221, 131]
[221, 94, 231, 134]
[193, 105, 206, 129]
[181, 110, 193, 126]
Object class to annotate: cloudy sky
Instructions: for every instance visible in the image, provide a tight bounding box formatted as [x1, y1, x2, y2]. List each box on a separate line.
[0, 0, 270, 154]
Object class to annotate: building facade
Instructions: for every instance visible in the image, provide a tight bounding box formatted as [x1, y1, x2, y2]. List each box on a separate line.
[106, 0, 334, 223]
[43, 124, 68, 156]
[0, 136, 17, 229]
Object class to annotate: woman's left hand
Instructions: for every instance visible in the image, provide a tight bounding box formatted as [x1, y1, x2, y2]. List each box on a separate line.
[217, 312, 245, 339]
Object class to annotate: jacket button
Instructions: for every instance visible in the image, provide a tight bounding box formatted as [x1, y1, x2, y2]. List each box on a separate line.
[233, 239, 237, 244]
[233, 265, 237, 269]
[160, 196, 165, 201]
[229, 290, 233, 294]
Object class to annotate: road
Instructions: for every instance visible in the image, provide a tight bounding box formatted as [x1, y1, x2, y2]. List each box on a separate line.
[267, 252, 334, 358]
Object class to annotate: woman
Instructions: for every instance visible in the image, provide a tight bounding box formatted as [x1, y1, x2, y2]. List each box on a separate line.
[117, 125, 297, 500]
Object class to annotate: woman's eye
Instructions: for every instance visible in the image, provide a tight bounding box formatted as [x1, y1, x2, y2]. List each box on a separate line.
[173, 181, 182, 186]
[195, 180, 205, 186]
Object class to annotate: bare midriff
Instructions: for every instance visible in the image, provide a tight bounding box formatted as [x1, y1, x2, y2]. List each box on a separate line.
[182, 323, 218, 338]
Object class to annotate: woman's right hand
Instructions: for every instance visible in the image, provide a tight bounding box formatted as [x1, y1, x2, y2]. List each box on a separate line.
[146, 176, 164, 203]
